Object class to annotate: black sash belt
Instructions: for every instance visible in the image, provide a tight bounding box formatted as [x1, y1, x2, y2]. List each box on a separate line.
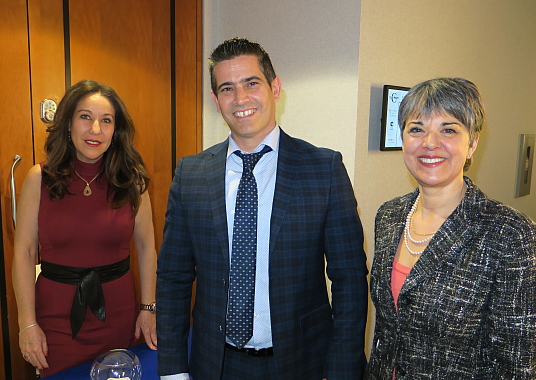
[40, 257, 130, 339]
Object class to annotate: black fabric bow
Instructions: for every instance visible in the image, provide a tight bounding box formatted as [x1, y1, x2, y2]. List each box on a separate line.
[70, 270, 106, 338]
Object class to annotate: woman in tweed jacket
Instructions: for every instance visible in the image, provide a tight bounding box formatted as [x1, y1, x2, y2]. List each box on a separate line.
[365, 78, 536, 379]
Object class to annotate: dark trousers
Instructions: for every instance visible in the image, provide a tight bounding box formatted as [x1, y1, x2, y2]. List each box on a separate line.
[221, 346, 279, 380]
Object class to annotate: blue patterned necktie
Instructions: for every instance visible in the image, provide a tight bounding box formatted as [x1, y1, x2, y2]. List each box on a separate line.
[226, 145, 272, 349]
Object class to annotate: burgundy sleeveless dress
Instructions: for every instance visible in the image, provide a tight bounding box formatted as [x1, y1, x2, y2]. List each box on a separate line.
[35, 158, 137, 377]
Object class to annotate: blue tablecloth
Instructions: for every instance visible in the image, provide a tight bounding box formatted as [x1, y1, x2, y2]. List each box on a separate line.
[45, 343, 158, 380]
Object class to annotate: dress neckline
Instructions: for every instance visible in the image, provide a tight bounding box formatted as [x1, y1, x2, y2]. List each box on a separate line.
[72, 157, 104, 177]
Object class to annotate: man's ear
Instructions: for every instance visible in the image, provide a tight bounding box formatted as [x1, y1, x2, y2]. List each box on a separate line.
[211, 91, 221, 113]
[271, 77, 282, 102]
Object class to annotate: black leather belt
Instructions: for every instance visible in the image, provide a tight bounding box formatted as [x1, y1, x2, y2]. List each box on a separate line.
[40, 257, 130, 339]
[225, 343, 273, 357]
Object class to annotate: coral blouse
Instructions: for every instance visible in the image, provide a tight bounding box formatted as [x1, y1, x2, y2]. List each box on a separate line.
[391, 258, 412, 312]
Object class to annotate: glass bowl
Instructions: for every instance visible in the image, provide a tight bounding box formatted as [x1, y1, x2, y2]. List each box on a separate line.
[90, 349, 142, 380]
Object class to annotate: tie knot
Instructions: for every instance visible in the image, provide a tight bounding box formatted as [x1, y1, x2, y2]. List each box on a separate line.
[234, 145, 272, 173]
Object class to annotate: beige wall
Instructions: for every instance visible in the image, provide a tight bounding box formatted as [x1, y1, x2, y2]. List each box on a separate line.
[204, 0, 536, 353]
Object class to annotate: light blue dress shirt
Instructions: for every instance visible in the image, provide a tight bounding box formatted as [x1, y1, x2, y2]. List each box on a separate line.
[225, 125, 279, 350]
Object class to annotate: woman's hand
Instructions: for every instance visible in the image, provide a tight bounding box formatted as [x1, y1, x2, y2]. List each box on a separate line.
[132, 191, 157, 350]
[135, 310, 157, 349]
[19, 324, 49, 370]
[13, 165, 47, 370]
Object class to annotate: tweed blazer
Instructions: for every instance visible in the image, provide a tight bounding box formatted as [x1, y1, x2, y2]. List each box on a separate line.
[365, 177, 536, 380]
[157, 129, 368, 380]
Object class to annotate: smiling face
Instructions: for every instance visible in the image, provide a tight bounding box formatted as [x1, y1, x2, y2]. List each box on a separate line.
[402, 112, 479, 190]
[70, 93, 115, 163]
[210, 54, 281, 152]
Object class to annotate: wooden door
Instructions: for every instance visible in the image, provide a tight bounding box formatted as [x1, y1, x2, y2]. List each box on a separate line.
[0, 1, 39, 378]
[0, 0, 202, 378]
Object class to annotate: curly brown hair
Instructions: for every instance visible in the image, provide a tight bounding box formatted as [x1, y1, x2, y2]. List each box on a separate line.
[42, 79, 150, 214]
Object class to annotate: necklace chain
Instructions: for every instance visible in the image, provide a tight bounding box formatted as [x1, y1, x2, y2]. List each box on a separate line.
[71, 162, 102, 196]
[411, 224, 435, 236]
[404, 194, 437, 255]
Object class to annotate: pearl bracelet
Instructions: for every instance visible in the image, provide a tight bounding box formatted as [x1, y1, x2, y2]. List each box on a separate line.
[19, 323, 38, 336]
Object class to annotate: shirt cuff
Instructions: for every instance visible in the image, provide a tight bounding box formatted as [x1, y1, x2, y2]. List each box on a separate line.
[161, 373, 190, 380]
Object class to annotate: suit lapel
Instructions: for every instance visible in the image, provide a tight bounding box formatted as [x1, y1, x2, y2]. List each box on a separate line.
[269, 130, 301, 254]
[206, 140, 230, 266]
[374, 195, 410, 315]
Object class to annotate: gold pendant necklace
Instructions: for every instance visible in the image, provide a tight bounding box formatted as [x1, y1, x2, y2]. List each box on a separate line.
[71, 162, 102, 196]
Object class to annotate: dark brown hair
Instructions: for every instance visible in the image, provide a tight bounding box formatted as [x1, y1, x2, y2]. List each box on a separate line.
[208, 37, 277, 94]
[42, 79, 150, 213]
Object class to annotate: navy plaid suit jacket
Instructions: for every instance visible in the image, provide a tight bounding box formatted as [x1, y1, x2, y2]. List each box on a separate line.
[157, 129, 368, 380]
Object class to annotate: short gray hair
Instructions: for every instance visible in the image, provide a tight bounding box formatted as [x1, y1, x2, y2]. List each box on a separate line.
[398, 77, 485, 170]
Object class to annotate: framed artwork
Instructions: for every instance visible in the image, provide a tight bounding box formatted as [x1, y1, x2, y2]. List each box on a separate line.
[380, 85, 409, 151]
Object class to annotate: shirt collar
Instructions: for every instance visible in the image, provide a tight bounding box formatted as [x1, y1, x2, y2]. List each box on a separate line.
[227, 124, 280, 158]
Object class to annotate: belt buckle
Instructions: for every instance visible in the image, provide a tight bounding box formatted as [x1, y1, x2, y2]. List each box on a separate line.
[247, 347, 271, 357]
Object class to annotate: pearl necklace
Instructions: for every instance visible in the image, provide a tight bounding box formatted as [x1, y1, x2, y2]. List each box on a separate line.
[71, 162, 102, 196]
[403, 194, 437, 255]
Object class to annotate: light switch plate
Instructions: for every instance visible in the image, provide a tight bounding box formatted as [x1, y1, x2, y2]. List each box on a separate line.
[515, 134, 535, 198]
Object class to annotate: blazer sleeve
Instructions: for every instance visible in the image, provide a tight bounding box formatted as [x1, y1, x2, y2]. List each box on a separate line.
[156, 158, 196, 376]
[488, 215, 536, 378]
[323, 152, 369, 380]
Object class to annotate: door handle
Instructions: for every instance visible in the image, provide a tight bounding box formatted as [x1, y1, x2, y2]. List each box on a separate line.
[11, 155, 22, 228]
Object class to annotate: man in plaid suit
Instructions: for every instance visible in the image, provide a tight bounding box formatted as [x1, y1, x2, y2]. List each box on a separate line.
[156, 37, 368, 380]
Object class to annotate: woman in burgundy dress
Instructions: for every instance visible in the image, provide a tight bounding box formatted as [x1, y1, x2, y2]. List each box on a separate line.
[12, 80, 158, 377]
